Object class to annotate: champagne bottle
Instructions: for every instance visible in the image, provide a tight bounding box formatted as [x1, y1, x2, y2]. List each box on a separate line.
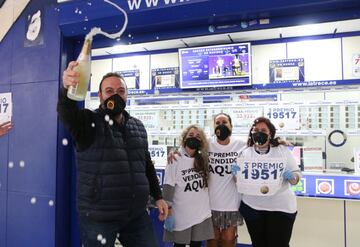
[67, 38, 92, 101]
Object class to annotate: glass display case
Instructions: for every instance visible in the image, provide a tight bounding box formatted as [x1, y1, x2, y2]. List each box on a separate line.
[86, 87, 360, 174]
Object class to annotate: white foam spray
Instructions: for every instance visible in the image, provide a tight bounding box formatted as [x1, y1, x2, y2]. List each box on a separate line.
[85, 0, 128, 41]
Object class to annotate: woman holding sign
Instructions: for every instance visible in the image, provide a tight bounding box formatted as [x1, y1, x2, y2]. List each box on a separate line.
[163, 125, 214, 247]
[234, 117, 301, 247]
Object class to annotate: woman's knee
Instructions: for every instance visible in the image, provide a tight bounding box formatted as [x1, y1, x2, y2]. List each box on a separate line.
[221, 227, 237, 241]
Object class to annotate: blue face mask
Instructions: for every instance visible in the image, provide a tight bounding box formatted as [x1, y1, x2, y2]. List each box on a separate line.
[104, 94, 126, 117]
[252, 131, 269, 145]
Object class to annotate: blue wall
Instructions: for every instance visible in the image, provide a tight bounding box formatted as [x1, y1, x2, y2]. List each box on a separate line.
[0, 0, 62, 246]
[58, 0, 360, 48]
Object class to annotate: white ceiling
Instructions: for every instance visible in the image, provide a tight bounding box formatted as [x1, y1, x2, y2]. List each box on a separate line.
[0, 0, 31, 42]
[92, 18, 360, 57]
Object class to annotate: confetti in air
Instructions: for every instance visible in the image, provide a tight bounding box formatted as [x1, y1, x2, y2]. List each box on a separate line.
[8, 161, 14, 168]
[62, 138, 69, 146]
[84, 0, 128, 42]
[19, 160, 25, 168]
[30, 197, 37, 204]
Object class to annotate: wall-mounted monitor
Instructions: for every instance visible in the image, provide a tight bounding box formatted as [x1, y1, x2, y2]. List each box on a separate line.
[179, 43, 251, 89]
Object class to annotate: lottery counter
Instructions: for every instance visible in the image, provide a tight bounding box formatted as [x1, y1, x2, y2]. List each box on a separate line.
[156, 168, 360, 247]
[293, 172, 360, 200]
[156, 170, 360, 200]
[237, 171, 360, 247]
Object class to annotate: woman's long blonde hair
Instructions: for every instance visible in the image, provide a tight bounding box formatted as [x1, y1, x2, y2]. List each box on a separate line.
[180, 125, 209, 186]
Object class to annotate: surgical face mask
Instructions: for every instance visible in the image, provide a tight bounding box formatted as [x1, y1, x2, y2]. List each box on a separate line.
[103, 94, 126, 116]
[185, 137, 201, 150]
[252, 131, 269, 146]
[215, 124, 231, 141]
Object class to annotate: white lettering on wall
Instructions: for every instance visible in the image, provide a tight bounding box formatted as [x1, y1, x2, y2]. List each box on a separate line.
[127, 0, 199, 11]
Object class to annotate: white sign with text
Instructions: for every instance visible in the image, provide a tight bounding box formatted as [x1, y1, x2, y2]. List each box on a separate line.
[264, 105, 300, 130]
[0, 92, 12, 124]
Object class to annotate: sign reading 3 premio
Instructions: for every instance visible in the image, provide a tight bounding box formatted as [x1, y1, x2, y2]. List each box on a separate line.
[149, 145, 167, 169]
[269, 58, 305, 83]
[236, 157, 285, 196]
[264, 105, 300, 130]
[179, 43, 251, 88]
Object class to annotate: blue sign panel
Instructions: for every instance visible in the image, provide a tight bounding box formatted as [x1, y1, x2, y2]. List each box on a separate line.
[156, 168, 360, 200]
[253, 79, 360, 90]
[179, 43, 251, 88]
[293, 173, 360, 200]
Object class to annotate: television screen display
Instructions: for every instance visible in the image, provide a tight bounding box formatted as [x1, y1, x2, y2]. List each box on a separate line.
[179, 43, 251, 89]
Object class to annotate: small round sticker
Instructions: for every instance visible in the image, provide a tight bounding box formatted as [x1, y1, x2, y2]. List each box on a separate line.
[260, 186, 269, 194]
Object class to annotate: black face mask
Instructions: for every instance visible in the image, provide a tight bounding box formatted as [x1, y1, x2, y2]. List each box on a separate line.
[185, 137, 201, 150]
[103, 94, 126, 117]
[215, 124, 231, 141]
[252, 132, 269, 146]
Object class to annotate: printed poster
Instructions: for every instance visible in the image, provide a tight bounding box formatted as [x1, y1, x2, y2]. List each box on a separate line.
[269, 58, 304, 83]
[0, 92, 12, 124]
[263, 105, 300, 130]
[116, 70, 140, 89]
[149, 145, 167, 169]
[352, 53, 360, 77]
[152, 67, 179, 88]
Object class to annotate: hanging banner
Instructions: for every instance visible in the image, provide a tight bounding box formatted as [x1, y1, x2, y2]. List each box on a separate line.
[115, 70, 140, 90]
[0, 92, 12, 124]
[263, 105, 300, 130]
[269, 58, 305, 83]
[151, 67, 181, 93]
[153, 67, 178, 88]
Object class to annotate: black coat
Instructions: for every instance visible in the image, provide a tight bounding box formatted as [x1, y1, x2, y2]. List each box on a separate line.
[57, 88, 162, 222]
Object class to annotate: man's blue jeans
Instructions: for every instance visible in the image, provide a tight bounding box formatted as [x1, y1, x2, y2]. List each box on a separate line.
[78, 210, 159, 247]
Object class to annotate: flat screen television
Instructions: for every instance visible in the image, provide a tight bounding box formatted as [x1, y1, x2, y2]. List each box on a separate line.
[179, 43, 251, 89]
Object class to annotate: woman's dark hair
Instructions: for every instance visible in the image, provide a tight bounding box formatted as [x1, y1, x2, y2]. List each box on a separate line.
[181, 125, 209, 187]
[213, 112, 232, 126]
[247, 117, 281, 147]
